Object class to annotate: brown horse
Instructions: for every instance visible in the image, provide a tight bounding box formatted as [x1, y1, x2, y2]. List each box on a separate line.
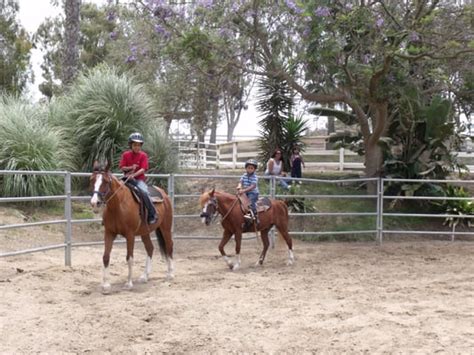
[90, 161, 174, 293]
[199, 189, 294, 270]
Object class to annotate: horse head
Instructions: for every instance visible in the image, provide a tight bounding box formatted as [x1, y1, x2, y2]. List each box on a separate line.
[199, 188, 218, 226]
[90, 160, 113, 210]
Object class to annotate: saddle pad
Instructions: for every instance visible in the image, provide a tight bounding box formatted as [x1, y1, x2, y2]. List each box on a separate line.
[256, 197, 272, 212]
[148, 186, 164, 203]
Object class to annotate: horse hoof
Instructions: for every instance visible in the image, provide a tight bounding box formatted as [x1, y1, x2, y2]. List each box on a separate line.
[102, 284, 111, 294]
[123, 281, 133, 290]
[286, 260, 294, 266]
[255, 260, 263, 267]
[232, 264, 240, 271]
[139, 275, 148, 283]
[166, 273, 174, 280]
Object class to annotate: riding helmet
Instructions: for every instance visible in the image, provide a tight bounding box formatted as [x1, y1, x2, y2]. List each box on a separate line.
[245, 159, 258, 169]
[128, 132, 144, 144]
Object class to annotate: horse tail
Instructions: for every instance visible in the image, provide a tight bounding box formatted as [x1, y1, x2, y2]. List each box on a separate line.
[155, 228, 167, 259]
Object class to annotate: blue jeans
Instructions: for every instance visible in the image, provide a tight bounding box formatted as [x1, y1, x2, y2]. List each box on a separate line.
[246, 192, 259, 215]
[264, 173, 290, 190]
[132, 179, 156, 221]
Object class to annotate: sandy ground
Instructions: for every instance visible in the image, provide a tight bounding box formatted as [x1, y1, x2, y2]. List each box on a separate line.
[1, 236, 473, 354]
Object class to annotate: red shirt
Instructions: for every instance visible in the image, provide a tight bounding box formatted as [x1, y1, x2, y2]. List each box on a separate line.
[119, 150, 149, 181]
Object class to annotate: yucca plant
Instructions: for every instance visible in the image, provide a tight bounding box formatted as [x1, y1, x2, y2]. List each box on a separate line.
[64, 65, 156, 171]
[145, 125, 178, 184]
[0, 97, 73, 197]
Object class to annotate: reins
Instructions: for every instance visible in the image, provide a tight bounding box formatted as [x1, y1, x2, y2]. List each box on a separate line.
[219, 195, 240, 222]
[102, 174, 132, 204]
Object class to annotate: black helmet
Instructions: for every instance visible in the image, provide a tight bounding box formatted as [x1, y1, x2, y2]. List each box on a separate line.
[128, 132, 144, 144]
[245, 159, 258, 169]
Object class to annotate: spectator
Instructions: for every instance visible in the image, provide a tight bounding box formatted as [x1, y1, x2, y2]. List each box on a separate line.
[265, 148, 290, 190]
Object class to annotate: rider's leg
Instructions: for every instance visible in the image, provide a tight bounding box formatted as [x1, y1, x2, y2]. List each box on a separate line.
[136, 180, 157, 224]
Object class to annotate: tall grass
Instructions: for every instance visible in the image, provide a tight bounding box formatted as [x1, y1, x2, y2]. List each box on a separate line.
[0, 97, 73, 197]
[63, 65, 160, 171]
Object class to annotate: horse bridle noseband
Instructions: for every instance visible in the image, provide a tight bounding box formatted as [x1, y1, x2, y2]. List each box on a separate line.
[200, 196, 219, 223]
[91, 170, 114, 204]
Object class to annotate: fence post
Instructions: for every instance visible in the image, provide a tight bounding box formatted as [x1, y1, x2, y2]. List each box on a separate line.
[269, 176, 276, 248]
[339, 147, 344, 171]
[202, 144, 207, 169]
[216, 144, 220, 169]
[376, 177, 384, 245]
[168, 174, 175, 233]
[232, 142, 238, 169]
[64, 172, 72, 266]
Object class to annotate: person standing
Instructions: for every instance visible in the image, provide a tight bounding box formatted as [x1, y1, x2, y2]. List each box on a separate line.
[290, 146, 305, 182]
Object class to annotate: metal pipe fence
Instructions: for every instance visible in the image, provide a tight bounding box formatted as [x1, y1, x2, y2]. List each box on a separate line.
[1, 170, 473, 265]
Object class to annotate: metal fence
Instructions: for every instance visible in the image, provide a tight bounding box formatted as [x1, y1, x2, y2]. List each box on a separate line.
[1, 170, 474, 266]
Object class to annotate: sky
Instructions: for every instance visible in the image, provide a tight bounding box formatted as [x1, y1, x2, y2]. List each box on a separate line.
[17, 0, 319, 141]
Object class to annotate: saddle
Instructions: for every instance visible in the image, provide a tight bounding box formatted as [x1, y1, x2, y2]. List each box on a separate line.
[124, 181, 163, 222]
[239, 195, 272, 214]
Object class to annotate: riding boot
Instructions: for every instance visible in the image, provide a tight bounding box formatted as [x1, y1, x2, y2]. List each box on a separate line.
[143, 196, 157, 224]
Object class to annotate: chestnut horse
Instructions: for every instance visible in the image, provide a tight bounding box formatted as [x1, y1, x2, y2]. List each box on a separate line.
[199, 189, 294, 270]
[90, 162, 174, 293]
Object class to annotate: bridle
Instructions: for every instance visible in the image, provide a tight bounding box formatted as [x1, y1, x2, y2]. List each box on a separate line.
[200, 196, 219, 224]
[91, 170, 119, 205]
[200, 194, 241, 224]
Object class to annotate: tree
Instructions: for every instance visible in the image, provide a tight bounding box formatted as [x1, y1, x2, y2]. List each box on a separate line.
[62, 0, 81, 86]
[257, 73, 294, 170]
[35, 1, 116, 97]
[181, 1, 473, 191]
[0, 0, 32, 95]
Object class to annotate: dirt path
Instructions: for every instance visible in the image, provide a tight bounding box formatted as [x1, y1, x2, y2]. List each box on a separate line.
[1, 238, 473, 353]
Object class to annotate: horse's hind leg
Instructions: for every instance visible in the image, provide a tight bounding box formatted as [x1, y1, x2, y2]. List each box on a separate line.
[256, 230, 270, 266]
[139, 234, 154, 283]
[276, 224, 295, 265]
[156, 227, 174, 280]
[102, 231, 116, 293]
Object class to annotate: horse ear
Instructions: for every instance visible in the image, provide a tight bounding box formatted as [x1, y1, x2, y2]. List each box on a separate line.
[105, 160, 111, 172]
[93, 160, 99, 170]
[209, 188, 215, 197]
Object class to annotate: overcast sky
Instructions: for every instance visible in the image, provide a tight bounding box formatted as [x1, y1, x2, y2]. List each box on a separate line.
[16, 0, 319, 139]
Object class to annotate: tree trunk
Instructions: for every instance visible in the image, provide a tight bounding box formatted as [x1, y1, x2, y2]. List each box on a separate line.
[364, 142, 383, 194]
[63, 0, 81, 87]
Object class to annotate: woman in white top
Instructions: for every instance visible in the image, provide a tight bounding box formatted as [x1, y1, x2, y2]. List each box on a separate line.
[264, 148, 290, 190]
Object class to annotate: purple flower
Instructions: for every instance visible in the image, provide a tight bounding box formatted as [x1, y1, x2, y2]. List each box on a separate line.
[315, 6, 330, 17]
[375, 17, 384, 28]
[285, 0, 303, 14]
[409, 31, 420, 42]
[302, 27, 311, 38]
[197, 0, 214, 9]
[154, 24, 165, 34]
[109, 31, 118, 40]
[130, 46, 138, 54]
[106, 11, 115, 22]
[125, 55, 136, 63]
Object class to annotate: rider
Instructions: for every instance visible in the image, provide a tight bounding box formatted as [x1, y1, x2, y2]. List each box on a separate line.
[119, 132, 157, 224]
[237, 159, 259, 225]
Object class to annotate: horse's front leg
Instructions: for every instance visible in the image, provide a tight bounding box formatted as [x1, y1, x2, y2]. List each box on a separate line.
[218, 229, 234, 269]
[139, 234, 154, 283]
[102, 231, 116, 294]
[124, 234, 135, 289]
[256, 230, 270, 266]
[232, 232, 242, 271]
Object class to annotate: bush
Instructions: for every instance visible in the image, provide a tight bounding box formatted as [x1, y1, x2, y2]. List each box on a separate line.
[0, 97, 73, 197]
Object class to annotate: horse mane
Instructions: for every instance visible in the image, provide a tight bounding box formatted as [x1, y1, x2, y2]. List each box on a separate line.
[199, 189, 236, 207]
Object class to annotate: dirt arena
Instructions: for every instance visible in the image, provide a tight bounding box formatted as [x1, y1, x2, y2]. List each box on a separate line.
[1, 236, 473, 353]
